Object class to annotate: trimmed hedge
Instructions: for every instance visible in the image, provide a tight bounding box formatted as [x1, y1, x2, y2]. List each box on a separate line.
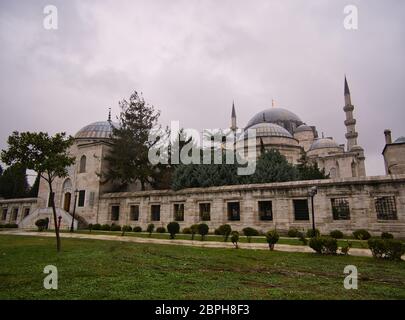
[122, 225, 132, 232]
[156, 227, 166, 233]
[329, 230, 344, 239]
[110, 224, 121, 231]
[92, 223, 101, 230]
[353, 229, 371, 240]
[242, 227, 259, 243]
[133, 226, 142, 232]
[368, 239, 405, 261]
[4, 223, 18, 228]
[100, 224, 111, 231]
[287, 228, 299, 238]
[309, 236, 338, 255]
[182, 227, 191, 234]
[381, 232, 394, 239]
[306, 229, 320, 238]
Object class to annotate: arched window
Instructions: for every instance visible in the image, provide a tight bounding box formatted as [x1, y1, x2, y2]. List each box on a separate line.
[79, 155, 86, 173]
[329, 167, 337, 178]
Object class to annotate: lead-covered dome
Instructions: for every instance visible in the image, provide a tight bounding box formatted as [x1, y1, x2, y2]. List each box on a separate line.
[243, 123, 293, 139]
[75, 121, 118, 140]
[309, 138, 340, 151]
[245, 107, 303, 134]
[294, 124, 313, 133]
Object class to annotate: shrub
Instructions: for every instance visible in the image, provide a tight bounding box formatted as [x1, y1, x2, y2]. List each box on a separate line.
[0, 224, 4, 228]
[182, 227, 191, 234]
[330, 230, 344, 239]
[353, 229, 371, 240]
[306, 228, 320, 238]
[381, 232, 394, 239]
[368, 239, 405, 261]
[242, 227, 259, 243]
[147, 224, 155, 236]
[92, 223, 101, 230]
[35, 219, 46, 232]
[217, 224, 232, 242]
[167, 222, 180, 239]
[4, 223, 18, 228]
[110, 224, 121, 231]
[156, 227, 166, 233]
[101, 224, 111, 231]
[198, 223, 209, 241]
[340, 241, 352, 256]
[191, 224, 199, 240]
[214, 228, 221, 235]
[287, 228, 299, 238]
[231, 231, 239, 249]
[88, 224, 93, 232]
[309, 236, 338, 255]
[297, 231, 308, 245]
[265, 230, 279, 250]
[122, 225, 132, 232]
[133, 226, 142, 232]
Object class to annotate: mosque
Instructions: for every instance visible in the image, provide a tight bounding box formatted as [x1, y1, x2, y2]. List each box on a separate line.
[1, 77, 405, 237]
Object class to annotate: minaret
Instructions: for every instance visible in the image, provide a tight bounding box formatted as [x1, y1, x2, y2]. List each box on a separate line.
[343, 76, 358, 151]
[108, 108, 112, 123]
[230, 101, 237, 131]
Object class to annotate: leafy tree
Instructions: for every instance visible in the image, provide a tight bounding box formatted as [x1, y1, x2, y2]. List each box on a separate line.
[231, 231, 240, 249]
[29, 172, 41, 197]
[147, 223, 155, 236]
[296, 151, 329, 180]
[0, 164, 3, 176]
[217, 224, 232, 242]
[167, 221, 180, 239]
[190, 224, 199, 240]
[105, 91, 161, 191]
[251, 149, 298, 184]
[198, 223, 209, 241]
[265, 229, 280, 251]
[0, 164, 29, 199]
[1, 131, 75, 252]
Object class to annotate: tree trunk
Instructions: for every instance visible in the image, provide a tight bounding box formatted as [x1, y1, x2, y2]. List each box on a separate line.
[49, 182, 61, 252]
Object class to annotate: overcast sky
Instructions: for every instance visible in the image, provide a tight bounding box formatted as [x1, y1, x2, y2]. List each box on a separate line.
[1, 0, 404, 178]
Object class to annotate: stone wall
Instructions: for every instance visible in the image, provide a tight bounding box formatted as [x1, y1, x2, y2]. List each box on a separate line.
[97, 174, 405, 238]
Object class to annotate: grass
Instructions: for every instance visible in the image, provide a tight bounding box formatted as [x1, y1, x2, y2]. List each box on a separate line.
[56, 229, 370, 249]
[0, 234, 404, 299]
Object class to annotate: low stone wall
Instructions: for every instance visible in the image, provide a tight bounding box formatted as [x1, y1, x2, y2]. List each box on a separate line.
[97, 175, 405, 238]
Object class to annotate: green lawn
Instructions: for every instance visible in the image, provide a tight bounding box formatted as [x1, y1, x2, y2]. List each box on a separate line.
[57, 230, 370, 249]
[0, 234, 404, 299]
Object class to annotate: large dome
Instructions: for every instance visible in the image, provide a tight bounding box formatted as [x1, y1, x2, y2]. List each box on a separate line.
[75, 121, 118, 140]
[394, 136, 405, 144]
[245, 107, 303, 134]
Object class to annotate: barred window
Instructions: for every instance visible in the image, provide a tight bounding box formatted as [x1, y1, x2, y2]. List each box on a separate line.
[130, 205, 139, 221]
[89, 192, 95, 207]
[227, 202, 240, 221]
[78, 190, 85, 207]
[331, 198, 350, 220]
[259, 201, 273, 221]
[151, 205, 160, 221]
[199, 203, 211, 221]
[111, 205, 120, 221]
[174, 203, 184, 221]
[375, 196, 397, 220]
[293, 199, 309, 221]
[11, 208, 18, 221]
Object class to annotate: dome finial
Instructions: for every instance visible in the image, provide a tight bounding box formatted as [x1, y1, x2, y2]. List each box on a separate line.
[108, 108, 111, 123]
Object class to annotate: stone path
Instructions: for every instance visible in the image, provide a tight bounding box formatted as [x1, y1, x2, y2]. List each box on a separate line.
[1, 230, 382, 258]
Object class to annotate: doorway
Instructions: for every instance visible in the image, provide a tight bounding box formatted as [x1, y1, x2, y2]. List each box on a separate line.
[64, 192, 71, 212]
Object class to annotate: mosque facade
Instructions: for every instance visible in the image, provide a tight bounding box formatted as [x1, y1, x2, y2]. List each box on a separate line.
[1, 78, 405, 237]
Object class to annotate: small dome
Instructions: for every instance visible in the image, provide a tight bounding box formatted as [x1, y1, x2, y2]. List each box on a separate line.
[350, 145, 364, 151]
[394, 136, 405, 144]
[243, 123, 293, 139]
[245, 107, 303, 130]
[309, 138, 340, 151]
[294, 124, 313, 133]
[75, 121, 119, 140]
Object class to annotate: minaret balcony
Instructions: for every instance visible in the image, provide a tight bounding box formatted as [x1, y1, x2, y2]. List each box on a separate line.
[344, 119, 356, 126]
[345, 132, 358, 139]
[343, 105, 354, 112]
